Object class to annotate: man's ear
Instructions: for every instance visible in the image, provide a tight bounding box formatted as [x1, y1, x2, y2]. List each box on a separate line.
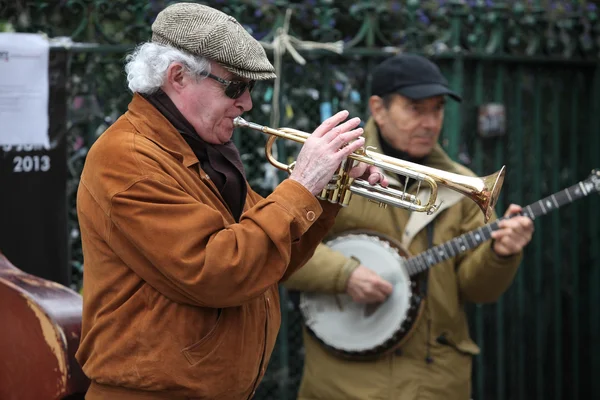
[165, 62, 187, 93]
[369, 95, 386, 126]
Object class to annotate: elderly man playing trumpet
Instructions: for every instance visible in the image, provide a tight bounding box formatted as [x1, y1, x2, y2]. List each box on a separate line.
[74, 3, 386, 399]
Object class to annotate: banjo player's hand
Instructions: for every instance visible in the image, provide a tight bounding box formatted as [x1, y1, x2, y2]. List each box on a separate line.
[491, 204, 534, 257]
[346, 265, 394, 304]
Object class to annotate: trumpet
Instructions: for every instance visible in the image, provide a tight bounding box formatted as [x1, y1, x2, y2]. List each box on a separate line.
[233, 117, 505, 223]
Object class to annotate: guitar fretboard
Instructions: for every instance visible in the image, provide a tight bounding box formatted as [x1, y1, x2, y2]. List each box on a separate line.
[405, 180, 594, 277]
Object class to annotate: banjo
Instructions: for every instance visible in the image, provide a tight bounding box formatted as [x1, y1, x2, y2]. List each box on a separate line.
[299, 169, 600, 361]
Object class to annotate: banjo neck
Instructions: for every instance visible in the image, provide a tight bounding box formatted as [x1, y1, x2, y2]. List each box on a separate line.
[404, 170, 600, 277]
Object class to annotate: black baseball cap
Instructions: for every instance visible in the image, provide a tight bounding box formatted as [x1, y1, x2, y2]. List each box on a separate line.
[371, 53, 462, 102]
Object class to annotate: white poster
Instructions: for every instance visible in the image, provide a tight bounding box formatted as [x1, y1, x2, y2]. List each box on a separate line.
[0, 33, 50, 147]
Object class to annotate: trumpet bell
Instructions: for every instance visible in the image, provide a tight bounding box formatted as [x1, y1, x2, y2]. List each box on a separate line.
[479, 166, 505, 222]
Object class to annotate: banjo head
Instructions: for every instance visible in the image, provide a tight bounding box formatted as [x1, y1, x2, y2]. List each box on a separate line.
[299, 231, 424, 360]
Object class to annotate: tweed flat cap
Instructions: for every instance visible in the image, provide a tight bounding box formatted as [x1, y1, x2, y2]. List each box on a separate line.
[152, 2, 276, 81]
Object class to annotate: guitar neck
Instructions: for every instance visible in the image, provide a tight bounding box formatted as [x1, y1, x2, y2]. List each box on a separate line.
[405, 180, 594, 277]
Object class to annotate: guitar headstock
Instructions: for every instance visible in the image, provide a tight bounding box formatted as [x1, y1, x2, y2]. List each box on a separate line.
[586, 169, 600, 194]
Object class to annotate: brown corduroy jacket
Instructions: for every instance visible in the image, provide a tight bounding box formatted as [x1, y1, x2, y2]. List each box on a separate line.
[75, 94, 340, 399]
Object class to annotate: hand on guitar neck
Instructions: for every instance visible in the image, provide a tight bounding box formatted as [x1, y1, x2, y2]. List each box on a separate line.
[346, 265, 394, 303]
[343, 204, 533, 303]
[491, 204, 535, 257]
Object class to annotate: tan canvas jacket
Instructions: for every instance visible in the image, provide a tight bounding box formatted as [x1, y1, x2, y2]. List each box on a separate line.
[284, 118, 523, 400]
[75, 94, 341, 400]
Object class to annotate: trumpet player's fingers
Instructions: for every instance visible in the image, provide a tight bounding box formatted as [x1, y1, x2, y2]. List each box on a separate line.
[348, 162, 368, 179]
[311, 110, 350, 138]
[326, 125, 363, 151]
[321, 116, 362, 144]
[369, 171, 389, 187]
[349, 165, 389, 187]
[335, 131, 365, 159]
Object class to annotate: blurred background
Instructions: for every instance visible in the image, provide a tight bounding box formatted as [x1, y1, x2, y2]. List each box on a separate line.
[1, 1, 599, 399]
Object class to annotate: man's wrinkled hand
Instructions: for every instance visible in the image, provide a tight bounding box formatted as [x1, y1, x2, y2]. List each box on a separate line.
[491, 204, 534, 256]
[290, 110, 366, 195]
[346, 265, 394, 304]
[349, 164, 389, 187]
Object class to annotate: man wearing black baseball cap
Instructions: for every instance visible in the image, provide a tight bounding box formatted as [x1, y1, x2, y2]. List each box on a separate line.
[284, 53, 534, 399]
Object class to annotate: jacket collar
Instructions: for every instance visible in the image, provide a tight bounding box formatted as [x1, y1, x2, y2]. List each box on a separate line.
[125, 93, 199, 168]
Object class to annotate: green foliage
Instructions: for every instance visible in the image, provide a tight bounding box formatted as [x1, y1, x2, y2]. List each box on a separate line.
[1, 0, 600, 57]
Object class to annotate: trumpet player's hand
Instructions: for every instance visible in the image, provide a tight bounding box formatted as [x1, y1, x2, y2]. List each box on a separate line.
[349, 164, 389, 187]
[346, 265, 394, 304]
[290, 110, 365, 195]
[491, 204, 534, 256]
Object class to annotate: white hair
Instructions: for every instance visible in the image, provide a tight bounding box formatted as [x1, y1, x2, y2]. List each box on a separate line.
[124, 42, 211, 94]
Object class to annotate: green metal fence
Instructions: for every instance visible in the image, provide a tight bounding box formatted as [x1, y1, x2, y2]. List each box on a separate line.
[2, 1, 600, 399]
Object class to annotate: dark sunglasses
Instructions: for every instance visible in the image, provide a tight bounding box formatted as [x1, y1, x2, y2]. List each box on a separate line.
[202, 73, 256, 99]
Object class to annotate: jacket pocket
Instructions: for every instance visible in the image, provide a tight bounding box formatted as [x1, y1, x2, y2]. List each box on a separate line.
[436, 332, 480, 356]
[181, 309, 224, 365]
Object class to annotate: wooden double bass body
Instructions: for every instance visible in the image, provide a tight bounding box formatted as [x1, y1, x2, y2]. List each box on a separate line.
[0, 252, 89, 399]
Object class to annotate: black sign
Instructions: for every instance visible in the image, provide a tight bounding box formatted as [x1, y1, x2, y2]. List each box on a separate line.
[0, 49, 69, 286]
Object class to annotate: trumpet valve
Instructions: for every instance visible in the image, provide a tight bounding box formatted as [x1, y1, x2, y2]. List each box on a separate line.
[317, 174, 340, 202]
[354, 147, 367, 156]
[338, 185, 354, 207]
[317, 189, 329, 201]
[368, 199, 388, 209]
[324, 160, 353, 205]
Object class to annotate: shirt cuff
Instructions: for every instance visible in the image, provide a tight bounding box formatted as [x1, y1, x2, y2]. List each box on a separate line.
[335, 256, 361, 292]
[488, 241, 522, 265]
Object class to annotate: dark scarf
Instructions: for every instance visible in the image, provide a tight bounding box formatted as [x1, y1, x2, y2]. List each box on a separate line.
[143, 89, 247, 222]
[377, 128, 427, 186]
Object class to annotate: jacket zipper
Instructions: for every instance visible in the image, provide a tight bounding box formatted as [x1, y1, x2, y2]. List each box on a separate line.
[199, 168, 262, 397]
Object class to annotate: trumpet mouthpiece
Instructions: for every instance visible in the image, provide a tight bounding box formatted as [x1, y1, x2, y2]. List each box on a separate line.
[233, 116, 249, 128]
